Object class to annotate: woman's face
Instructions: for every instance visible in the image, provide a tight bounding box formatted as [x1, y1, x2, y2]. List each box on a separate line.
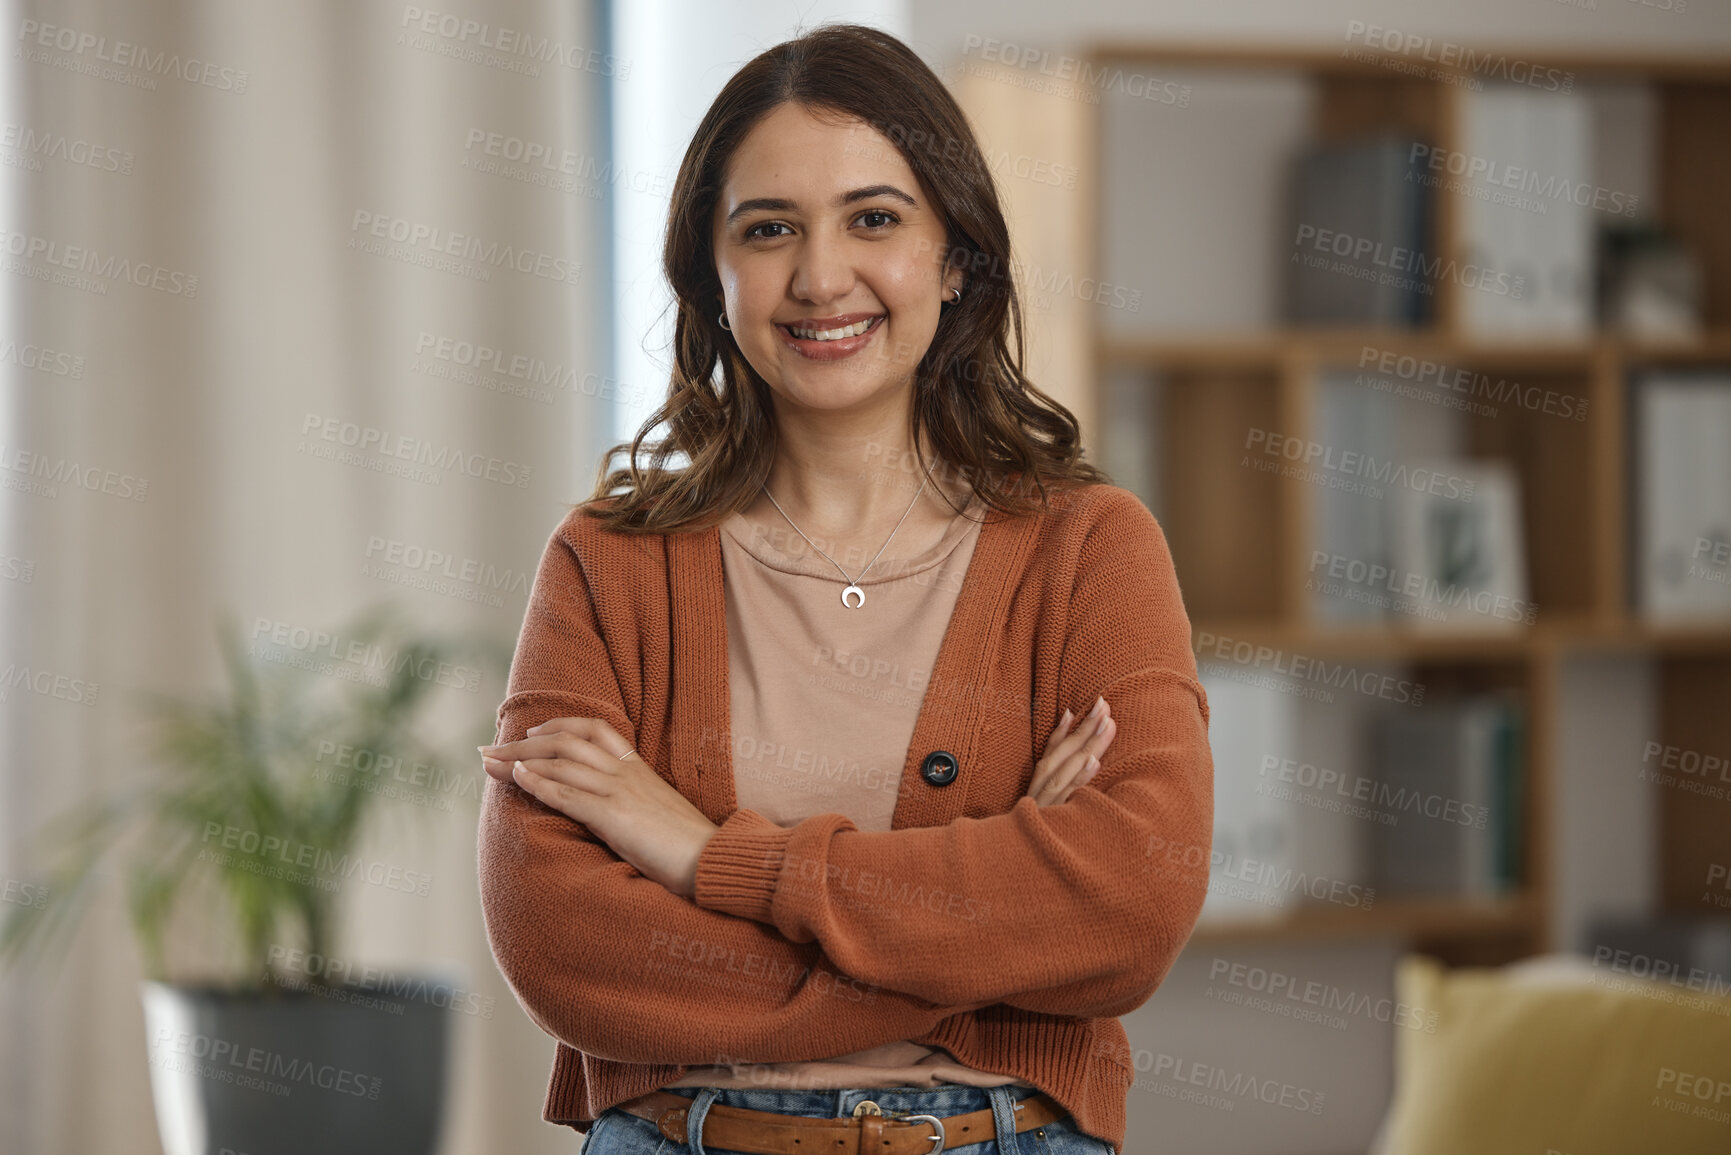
[711, 102, 962, 418]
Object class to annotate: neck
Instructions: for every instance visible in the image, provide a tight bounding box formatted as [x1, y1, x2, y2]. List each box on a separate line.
[759, 409, 958, 533]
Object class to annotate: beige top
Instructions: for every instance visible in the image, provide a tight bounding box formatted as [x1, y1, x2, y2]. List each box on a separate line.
[664, 488, 1032, 1091]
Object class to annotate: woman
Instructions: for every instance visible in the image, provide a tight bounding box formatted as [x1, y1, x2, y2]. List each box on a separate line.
[476, 23, 1212, 1155]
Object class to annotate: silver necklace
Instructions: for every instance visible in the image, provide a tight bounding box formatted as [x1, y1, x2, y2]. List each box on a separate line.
[760, 473, 930, 609]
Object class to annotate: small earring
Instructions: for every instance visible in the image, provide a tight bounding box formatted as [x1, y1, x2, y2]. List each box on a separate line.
[947, 286, 962, 304]
[717, 311, 731, 331]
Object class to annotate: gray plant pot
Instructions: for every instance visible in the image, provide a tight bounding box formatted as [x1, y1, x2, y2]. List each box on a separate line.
[140, 976, 452, 1155]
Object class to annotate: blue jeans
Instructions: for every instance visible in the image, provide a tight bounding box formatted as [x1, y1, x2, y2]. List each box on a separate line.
[581, 1084, 1116, 1155]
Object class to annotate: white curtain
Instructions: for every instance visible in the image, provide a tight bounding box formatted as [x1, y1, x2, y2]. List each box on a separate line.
[0, 1, 611, 1151]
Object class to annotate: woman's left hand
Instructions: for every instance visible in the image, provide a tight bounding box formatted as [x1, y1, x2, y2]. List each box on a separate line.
[480, 717, 719, 899]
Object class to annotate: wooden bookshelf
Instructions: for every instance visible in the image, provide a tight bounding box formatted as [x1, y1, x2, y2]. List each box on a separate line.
[1101, 331, 1731, 371]
[953, 45, 1731, 965]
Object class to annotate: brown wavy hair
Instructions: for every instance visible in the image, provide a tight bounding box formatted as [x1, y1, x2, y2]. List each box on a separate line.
[579, 22, 1109, 535]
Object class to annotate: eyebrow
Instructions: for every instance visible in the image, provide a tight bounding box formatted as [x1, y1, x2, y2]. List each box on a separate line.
[724, 184, 918, 226]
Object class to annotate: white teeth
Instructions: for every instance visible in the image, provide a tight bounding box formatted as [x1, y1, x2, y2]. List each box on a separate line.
[790, 317, 877, 341]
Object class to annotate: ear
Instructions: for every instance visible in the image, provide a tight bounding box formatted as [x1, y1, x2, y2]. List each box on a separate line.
[941, 263, 965, 302]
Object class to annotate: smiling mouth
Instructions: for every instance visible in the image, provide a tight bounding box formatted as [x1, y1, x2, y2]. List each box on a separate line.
[778, 315, 885, 342]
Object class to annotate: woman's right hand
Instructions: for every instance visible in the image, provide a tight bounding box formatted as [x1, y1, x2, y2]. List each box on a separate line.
[1026, 696, 1115, 807]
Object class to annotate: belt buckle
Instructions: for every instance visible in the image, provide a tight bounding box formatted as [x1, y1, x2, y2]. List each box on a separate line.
[899, 1113, 945, 1154]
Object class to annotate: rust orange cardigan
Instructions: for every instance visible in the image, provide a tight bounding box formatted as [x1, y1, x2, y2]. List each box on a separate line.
[476, 481, 1214, 1150]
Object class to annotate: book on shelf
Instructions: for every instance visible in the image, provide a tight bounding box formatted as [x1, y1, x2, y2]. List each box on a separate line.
[1308, 372, 1530, 631]
[1366, 694, 1525, 901]
[1492, 701, 1525, 893]
[1309, 371, 1401, 625]
[1285, 133, 1433, 327]
[1386, 458, 1530, 632]
[1632, 370, 1731, 622]
[1194, 671, 1297, 925]
[1455, 82, 1595, 339]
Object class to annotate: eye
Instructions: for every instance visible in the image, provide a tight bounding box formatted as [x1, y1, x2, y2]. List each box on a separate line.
[744, 221, 792, 240]
[855, 209, 898, 230]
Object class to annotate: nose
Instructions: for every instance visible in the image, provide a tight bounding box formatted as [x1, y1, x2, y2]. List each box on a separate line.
[789, 230, 855, 305]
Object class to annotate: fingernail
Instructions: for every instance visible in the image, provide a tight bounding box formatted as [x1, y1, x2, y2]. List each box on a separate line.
[1085, 756, 1099, 774]
[1090, 696, 1106, 717]
[1061, 707, 1073, 725]
[477, 745, 493, 754]
[513, 760, 526, 777]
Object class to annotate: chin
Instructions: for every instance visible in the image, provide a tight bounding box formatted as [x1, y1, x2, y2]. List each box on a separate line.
[771, 371, 908, 411]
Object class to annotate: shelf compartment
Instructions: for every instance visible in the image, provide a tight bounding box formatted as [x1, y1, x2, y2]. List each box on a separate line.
[1157, 367, 1289, 623]
[1655, 655, 1731, 917]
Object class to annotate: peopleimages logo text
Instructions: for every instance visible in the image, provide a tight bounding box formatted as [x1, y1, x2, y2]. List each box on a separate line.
[1342, 21, 1573, 93]
[299, 412, 532, 489]
[16, 18, 250, 92]
[1194, 630, 1426, 706]
[1292, 223, 1523, 298]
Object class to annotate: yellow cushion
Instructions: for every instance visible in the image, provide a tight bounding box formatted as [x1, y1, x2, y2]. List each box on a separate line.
[1381, 954, 1731, 1155]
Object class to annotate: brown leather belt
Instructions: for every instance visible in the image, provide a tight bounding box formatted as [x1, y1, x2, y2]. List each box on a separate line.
[610, 1088, 1069, 1154]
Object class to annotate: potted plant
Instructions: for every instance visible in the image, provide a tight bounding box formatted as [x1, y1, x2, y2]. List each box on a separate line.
[1, 604, 507, 1155]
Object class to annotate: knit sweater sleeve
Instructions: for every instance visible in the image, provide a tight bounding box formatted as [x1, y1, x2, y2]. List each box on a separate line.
[476, 513, 988, 1066]
[692, 488, 1214, 1019]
